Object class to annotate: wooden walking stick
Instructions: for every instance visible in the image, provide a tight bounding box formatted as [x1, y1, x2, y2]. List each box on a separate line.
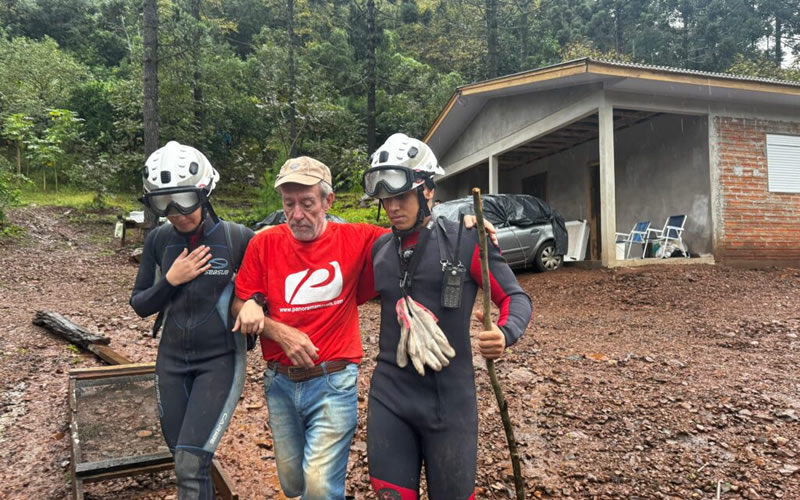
[472, 187, 525, 500]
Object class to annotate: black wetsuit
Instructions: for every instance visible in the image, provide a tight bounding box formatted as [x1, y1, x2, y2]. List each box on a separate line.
[367, 217, 532, 500]
[130, 214, 253, 500]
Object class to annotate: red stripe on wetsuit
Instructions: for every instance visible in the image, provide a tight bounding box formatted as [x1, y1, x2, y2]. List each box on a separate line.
[469, 243, 511, 327]
[370, 477, 475, 500]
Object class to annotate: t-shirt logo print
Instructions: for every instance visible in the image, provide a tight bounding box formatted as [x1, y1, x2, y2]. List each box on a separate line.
[284, 261, 343, 305]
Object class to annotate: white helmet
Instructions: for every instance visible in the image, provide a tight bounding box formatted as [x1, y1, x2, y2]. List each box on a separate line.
[142, 141, 219, 195]
[363, 133, 445, 199]
[141, 141, 219, 217]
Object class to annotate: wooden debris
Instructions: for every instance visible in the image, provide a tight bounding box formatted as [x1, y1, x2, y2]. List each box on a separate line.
[33, 311, 110, 348]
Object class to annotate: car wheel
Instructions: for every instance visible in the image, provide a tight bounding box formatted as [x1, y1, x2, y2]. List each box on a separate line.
[534, 241, 562, 272]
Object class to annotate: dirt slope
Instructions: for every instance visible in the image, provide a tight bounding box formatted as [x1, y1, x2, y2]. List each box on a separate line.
[0, 206, 797, 499]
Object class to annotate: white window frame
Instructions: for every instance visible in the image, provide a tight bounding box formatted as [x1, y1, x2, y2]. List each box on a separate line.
[766, 134, 800, 194]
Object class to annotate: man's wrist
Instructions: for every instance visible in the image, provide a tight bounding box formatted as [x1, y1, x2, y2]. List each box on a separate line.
[249, 293, 266, 306]
[248, 293, 268, 313]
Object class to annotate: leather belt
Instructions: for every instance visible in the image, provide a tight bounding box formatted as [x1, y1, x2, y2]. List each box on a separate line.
[266, 359, 352, 382]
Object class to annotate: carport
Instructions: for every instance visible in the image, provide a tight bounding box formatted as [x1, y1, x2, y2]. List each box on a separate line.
[425, 58, 800, 267]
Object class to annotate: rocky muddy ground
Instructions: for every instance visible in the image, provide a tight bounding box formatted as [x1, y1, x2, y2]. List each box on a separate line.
[0, 206, 798, 499]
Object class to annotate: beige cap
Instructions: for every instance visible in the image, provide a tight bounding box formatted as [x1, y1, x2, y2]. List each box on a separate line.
[274, 156, 332, 188]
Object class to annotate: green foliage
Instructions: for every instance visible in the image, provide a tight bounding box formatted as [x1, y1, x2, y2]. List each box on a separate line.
[18, 186, 137, 212]
[727, 54, 800, 82]
[329, 191, 388, 226]
[1, 114, 35, 145]
[24, 136, 61, 180]
[332, 148, 369, 193]
[560, 40, 634, 62]
[68, 80, 117, 150]
[23, 109, 83, 191]
[0, 36, 89, 118]
[260, 150, 286, 217]
[0, 0, 798, 208]
[66, 154, 123, 206]
[0, 156, 21, 225]
[1, 114, 35, 174]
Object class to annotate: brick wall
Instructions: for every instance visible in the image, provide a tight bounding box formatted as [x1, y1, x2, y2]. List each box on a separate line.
[715, 116, 800, 264]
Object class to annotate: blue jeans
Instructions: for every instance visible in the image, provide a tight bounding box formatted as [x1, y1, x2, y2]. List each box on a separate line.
[263, 362, 359, 500]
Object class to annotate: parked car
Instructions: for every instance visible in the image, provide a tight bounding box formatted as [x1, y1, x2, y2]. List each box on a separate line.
[253, 210, 346, 230]
[432, 194, 568, 272]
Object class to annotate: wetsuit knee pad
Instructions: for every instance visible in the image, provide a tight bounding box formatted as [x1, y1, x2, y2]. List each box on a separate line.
[174, 448, 214, 500]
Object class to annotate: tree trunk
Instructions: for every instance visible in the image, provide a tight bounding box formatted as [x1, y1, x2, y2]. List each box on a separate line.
[615, 4, 623, 57]
[518, 0, 530, 66]
[191, 0, 203, 135]
[143, 0, 160, 233]
[681, 0, 691, 67]
[288, 0, 298, 157]
[486, 0, 499, 78]
[775, 17, 783, 65]
[16, 142, 21, 175]
[366, 0, 377, 154]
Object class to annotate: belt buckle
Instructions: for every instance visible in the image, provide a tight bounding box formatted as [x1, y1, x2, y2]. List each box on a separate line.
[287, 365, 307, 381]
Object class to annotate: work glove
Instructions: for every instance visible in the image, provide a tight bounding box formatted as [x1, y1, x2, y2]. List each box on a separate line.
[395, 297, 456, 376]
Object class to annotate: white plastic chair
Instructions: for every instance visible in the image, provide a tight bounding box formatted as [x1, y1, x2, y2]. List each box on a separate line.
[644, 215, 687, 258]
[615, 221, 651, 258]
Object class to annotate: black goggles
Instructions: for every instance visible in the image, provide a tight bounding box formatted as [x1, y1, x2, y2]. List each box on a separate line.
[141, 187, 205, 216]
[362, 167, 426, 198]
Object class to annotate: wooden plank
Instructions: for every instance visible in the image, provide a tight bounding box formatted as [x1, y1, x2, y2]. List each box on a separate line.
[86, 344, 134, 365]
[69, 378, 84, 500]
[73, 477, 84, 500]
[460, 62, 586, 96]
[81, 462, 173, 484]
[211, 459, 239, 500]
[76, 451, 174, 477]
[75, 373, 154, 389]
[70, 362, 155, 380]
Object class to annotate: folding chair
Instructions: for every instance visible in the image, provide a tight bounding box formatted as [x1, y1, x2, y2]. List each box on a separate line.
[615, 221, 651, 258]
[644, 214, 687, 258]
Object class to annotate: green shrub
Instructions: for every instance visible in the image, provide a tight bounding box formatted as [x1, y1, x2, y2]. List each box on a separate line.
[329, 191, 389, 227]
[0, 156, 21, 226]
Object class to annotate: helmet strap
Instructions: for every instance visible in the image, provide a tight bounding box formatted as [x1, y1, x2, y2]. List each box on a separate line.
[204, 202, 220, 225]
[198, 189, 219, 225]
[417, 185, 431, 221]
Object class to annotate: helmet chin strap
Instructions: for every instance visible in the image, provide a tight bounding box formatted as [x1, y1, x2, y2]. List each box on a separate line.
[199, 189, 220, 225]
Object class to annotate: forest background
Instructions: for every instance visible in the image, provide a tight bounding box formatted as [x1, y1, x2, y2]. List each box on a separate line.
[0, 0, 799, 229]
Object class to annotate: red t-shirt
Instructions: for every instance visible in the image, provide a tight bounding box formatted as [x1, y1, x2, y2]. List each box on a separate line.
[235, 222, 388, 365]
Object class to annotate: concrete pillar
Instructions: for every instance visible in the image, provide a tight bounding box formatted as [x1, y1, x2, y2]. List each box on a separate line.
[707, 114, 721, 260]
[488, 155, 499, 194]
[598, 102, 618, 266]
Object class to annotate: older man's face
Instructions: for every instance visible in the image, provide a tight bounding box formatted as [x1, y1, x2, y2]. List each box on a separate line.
[280, 182, 333, 241]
